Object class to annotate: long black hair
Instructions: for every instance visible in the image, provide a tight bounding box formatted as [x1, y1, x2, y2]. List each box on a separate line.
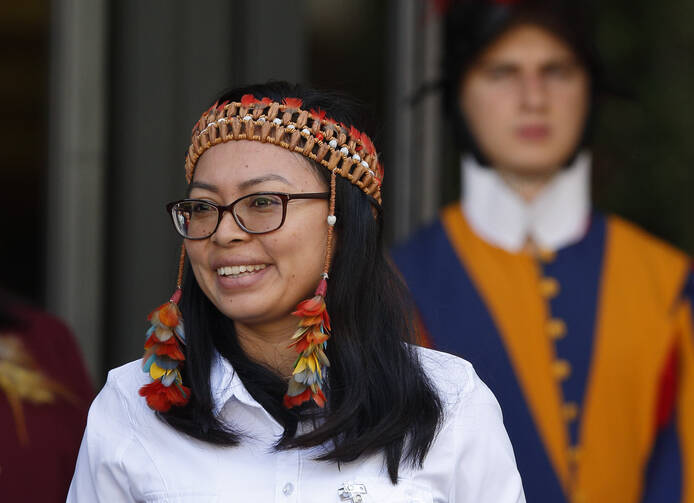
[160, 82, 443, 483]
[442, 0, 603, 162]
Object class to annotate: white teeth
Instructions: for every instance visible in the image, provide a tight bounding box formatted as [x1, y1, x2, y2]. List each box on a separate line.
[216, 264, 267, 277]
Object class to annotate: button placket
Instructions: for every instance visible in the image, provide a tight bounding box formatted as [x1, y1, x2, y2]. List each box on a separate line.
[274, 448, 300, 502]
[537, 254, 583, 500]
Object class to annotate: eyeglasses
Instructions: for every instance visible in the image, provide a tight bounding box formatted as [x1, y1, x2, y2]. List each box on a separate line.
[166, 192, 330, 239]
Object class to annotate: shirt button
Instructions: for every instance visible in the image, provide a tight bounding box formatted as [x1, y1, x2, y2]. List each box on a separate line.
[537, 248, 557, 263]
[282, 482, 294, 496]
[539, 277, 560, 298]
[547, 318, 567, 340]
[553, 359, 572, 381]
[562, 401, 579, 422]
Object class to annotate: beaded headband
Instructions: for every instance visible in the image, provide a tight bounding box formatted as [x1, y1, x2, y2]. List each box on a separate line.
[185, 95, 383, 204]
[139, 94, 382, 413]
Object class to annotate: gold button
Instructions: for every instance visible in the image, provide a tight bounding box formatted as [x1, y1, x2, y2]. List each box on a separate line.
[547, 318, 567, 339]
[539, 277, 560, 298]
[562, 402, 579, 422]
[553, 359, 572, 380]
[537, 248, 557, 263]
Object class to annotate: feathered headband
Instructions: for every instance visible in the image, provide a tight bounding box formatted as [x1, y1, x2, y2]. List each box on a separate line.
[185, 95, 383, 205]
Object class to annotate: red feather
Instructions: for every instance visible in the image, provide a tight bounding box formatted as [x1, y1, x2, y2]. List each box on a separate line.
[138, 380, 190, 412]
[283, 97, 303, 109]
[360, 132, 376, 155]
[154, 343, 185, 360]
[310, 108, 326, 121]
[241, 94, 259, 107]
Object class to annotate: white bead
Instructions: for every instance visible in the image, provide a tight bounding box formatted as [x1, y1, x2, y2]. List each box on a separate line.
[368, 169, 375, 176]
[301, 128, 311, 135]
[361, 160, 369, 168]
[329, 139, 338, 148]
[286, 124, 296, 131]
[340, 147, 349, 156]
[352, 154, 361, 162]
[257, 117, 266, 123]
[327, 215, 337, 226]
[273, 118, 282, 125]
[242, 114, 252, 121]
[217, 117, 227, 124]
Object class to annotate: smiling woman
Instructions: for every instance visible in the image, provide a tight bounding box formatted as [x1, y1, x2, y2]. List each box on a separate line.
[67, 81, 525, 502]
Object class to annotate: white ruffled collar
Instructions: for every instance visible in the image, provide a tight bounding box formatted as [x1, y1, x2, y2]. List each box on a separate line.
[461, 152, 592, 253]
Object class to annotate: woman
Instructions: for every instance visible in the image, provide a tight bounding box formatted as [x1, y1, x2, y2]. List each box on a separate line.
[68, 82, 525, 502]
[393, 2, 694, 502]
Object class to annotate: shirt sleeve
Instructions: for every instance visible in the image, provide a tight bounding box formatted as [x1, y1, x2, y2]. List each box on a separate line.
[448, 367, 526, 503]
[66, 376, 137, 502]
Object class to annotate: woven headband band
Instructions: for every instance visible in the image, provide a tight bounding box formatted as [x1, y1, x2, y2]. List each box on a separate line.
[185, 95, 383, 204]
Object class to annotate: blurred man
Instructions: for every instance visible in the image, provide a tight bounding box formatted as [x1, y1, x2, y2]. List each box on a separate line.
[393, 1, 694, 501]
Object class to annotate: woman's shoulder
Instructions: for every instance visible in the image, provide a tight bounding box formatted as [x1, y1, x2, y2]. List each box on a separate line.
[414, 345, 497, 409]
[88, 360, 155, 433]
[106, 358, 150, 388]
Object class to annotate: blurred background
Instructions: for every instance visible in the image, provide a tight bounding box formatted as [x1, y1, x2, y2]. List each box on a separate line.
[1, 0, 692, 384]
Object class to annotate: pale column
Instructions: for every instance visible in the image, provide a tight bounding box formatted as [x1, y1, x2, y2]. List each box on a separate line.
[385, 0, 443, 243]
[46, 0, 108, 381]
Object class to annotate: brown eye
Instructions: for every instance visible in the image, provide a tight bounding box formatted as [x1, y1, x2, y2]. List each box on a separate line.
[191, 202, 215, 213]
[247, 194, 283, 210]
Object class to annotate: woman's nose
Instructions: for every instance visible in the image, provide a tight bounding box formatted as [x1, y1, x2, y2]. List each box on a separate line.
[212, 210, 249, 245]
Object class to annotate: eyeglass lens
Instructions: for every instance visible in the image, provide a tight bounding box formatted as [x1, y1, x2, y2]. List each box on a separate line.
[172, 194, 285, 238]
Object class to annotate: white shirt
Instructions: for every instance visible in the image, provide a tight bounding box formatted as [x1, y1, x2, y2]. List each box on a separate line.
[67, 346, 525, 503]
[462, 153, 592, 253]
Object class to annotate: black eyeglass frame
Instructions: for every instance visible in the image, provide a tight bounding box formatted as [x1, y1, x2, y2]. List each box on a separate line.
[166, 192, 330, 239]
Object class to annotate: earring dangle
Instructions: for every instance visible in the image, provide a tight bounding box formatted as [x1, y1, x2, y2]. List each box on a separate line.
[283, 170, 337, 408]
[139, 245, 190, 412]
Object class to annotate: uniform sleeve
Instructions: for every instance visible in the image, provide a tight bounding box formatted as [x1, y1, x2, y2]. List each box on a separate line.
[641, 270, 694, 503]
[677, 272, 694, 503]
[448, 368, 526, 503]
[66, 377, 137, 502]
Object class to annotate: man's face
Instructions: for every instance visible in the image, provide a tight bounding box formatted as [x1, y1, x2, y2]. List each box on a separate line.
[459, 24, 590, 176]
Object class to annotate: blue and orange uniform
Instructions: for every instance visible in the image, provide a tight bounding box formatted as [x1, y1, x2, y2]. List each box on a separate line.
[394, 200, 694, 502]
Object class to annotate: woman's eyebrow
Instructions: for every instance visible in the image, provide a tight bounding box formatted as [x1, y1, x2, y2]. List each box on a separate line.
[188, 181, 218, 193]
[238, 174, 293, 190]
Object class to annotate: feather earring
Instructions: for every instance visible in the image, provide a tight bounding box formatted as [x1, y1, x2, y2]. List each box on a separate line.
[283, 170, 337, 408]
[139, 245, 190, 412]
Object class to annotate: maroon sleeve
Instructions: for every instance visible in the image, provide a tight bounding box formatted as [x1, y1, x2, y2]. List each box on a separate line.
[0, 304, 95, 503]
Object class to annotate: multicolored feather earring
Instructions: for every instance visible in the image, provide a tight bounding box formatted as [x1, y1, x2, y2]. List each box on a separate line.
[283, 170, 338, 409]
[139, 245, 190, 412]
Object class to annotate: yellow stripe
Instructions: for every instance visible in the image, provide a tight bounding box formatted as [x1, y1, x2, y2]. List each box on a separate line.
[577, 216, 689, 501]
[441, 203, 571, 488]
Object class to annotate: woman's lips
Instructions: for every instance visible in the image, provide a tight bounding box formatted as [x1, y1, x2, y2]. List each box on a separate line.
[516, 124, 550, 140]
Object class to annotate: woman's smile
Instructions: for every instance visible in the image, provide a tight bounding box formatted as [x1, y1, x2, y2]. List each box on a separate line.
[214, 262, 270, 289]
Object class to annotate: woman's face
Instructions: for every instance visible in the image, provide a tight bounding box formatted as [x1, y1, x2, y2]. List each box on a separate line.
[459, 24, 590, 174]
[185, 140, 329, 327]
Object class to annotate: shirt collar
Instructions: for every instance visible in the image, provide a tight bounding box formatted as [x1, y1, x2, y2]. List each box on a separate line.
[461, 152, 592, 253]
[209, 351, 259, 416]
